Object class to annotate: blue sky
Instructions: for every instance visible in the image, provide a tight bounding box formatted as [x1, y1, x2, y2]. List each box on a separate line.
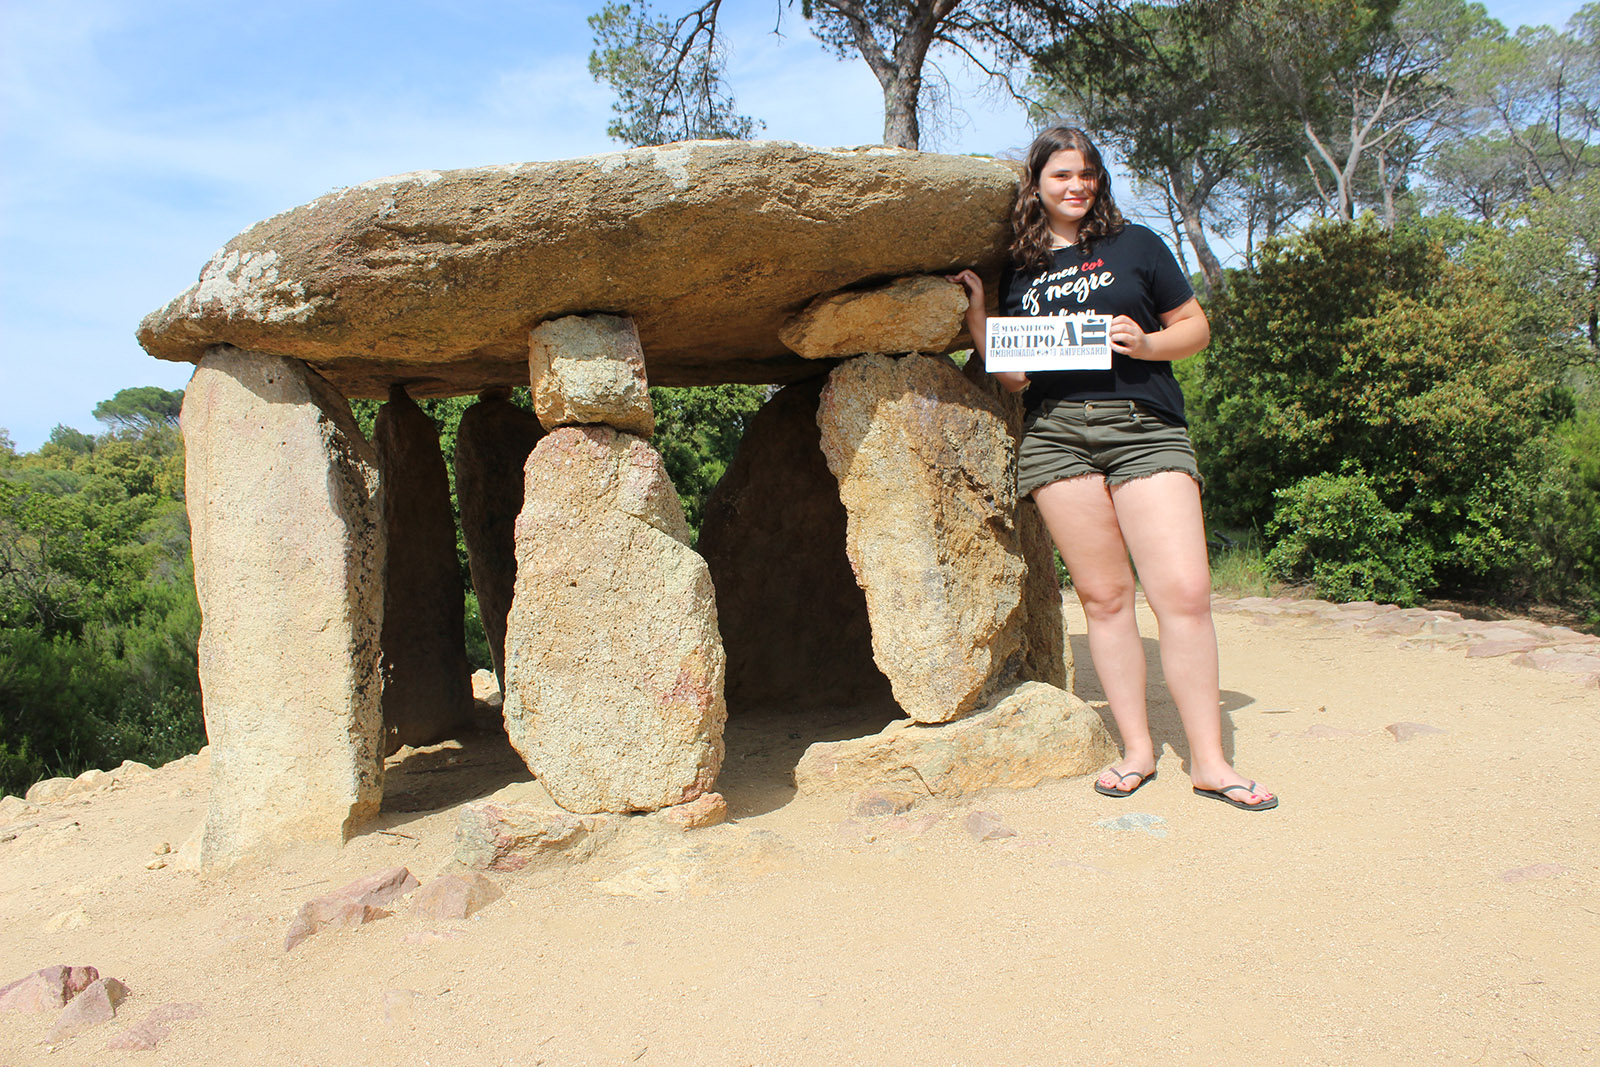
[0, 0, 1588, 450]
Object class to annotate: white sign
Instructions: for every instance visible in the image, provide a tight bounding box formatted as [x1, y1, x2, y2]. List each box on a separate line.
[985, 314, 1113, 373]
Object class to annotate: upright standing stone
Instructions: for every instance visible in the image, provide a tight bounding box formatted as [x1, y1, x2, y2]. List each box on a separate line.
[961, 358, 1072, 691]
[373, 385, 473, 754]
[1019, 495, 1070, 690]
[182, 347, 384, 866]
[699, 380, 891, 711]
[502, 427, 725, 813]
[816, 353, 1025, 723]
[454, 390, 544, 688]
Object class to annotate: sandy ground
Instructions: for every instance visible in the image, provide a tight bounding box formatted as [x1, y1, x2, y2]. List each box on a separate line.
[2, 597, 1597, 1067]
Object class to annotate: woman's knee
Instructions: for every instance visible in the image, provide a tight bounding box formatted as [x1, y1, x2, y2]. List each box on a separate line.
[1075, 580, 1137, 624]
[1146, 574, 1213, 620]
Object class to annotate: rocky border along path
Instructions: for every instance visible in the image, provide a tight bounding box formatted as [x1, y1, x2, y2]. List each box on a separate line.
[1213, 594, 1600, 687]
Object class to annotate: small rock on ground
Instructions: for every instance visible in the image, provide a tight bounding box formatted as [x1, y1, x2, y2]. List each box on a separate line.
[1095, 813, 1168, 837]
[44, 976, 129, 1045]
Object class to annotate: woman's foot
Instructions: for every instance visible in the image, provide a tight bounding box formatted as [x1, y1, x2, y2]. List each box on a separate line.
[1094, 762, 1158, 797]
[1190, 772, 1276, 811]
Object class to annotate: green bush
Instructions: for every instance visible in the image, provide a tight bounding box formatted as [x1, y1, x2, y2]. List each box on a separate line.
[1265, 469, 1431, 605]
[1195, 220, 1553, 597]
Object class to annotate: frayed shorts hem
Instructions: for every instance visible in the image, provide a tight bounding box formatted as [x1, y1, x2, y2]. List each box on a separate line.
[1017, 399, 1203, 498]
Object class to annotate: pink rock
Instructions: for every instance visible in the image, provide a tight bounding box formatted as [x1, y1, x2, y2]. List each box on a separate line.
[656, 791, 728, 830]
[1386, 722, 1446, 742]
[408, 873, 504, 921]
[1359, 614, 1427, 635]
[852, 790, 918, 817]
[104, 1001, 205, 1051]
[1501, 863, 1572, 883]
[1303, 724, 1363, 739]
[1465, 638, 1542, 658]
[1513, 651, 1600, 675]
[0, 964, 98, 1013]
[44, 976, 129, 1045]
[284, 866, 419, 950]
[964, 810, 1017, 841]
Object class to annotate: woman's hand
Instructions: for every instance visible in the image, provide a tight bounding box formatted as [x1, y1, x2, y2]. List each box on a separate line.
[1111, 299, 1211, 362]
[1108, 315, 1152, 359]
[945, 270, 988, 357]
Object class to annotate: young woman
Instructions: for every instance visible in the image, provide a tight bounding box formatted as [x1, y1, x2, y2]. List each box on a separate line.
[949, 126, 1276, 811]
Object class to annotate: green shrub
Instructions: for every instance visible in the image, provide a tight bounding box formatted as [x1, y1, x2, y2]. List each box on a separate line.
[1195, 220, 1552, 597]
[1265, 469, 1431, 605]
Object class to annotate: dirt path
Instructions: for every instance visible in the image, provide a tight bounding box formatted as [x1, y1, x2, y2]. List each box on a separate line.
[3, 597, 1596, 1066]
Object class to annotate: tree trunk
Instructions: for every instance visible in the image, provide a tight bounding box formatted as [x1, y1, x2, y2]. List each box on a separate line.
[882, 74, 921, 150]
[1166, 163, 1225, 295]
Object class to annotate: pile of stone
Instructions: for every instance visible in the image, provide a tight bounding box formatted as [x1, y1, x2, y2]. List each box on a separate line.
[143, 140, 1112, 869]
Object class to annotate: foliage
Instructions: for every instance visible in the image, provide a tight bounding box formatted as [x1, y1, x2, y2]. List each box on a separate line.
[0, 416, 203, 795]
[649, 384, 769, 536]
[1502, 171, 1600, 364]
[1193, 220, 1553, 597]
[1264, 466, 1428, 603]
[92, 386, 185, 433]
[1531, 408, 1600, 622]
[588, 0, 759, 146]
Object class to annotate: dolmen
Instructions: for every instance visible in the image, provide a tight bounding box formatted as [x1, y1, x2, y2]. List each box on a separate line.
[142, 140, 1113, 869]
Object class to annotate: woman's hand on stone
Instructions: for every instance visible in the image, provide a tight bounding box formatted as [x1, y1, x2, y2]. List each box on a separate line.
[945, 269, 984, 306]
[993, 371, 1030, 393]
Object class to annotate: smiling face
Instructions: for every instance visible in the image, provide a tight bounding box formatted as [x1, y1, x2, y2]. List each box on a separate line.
[1037, 148, 1099, 240]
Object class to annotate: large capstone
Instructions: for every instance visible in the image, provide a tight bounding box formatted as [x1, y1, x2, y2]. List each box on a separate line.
[816, 353, 1025, 723]
[454, 391, 544, 688]
[501, 426, 726, 813]
[698, 379, 891, 712]
[137, 142, 1018, 397]
[181, 347, 384, 866]
[373, 385, 474, 754]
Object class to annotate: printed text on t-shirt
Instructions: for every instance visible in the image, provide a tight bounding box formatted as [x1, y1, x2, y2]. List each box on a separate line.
[1021, 258, 1115, 314]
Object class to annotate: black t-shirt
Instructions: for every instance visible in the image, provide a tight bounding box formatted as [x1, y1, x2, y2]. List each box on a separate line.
[999, 224, 1195, 426]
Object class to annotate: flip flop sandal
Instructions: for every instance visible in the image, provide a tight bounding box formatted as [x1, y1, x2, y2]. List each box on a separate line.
[1193, 782, 1279, 811]
[1094, 767, 1156, 798]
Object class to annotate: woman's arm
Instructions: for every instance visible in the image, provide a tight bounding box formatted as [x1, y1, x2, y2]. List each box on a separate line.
[946, 270, 1029, 393]
[1107, 297, 1210, 362]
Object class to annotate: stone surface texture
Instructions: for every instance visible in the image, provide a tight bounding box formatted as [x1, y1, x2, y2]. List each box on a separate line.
[182, 348, 384, 867]
[1018, 499, 1070, 690]
[0, 965, 99, 1013]
[698, 380, 891, 712]
[528, 314, 654, 435]
[779, 275, 969, 359]
[816, 353, 1025, 723]
[138, 142, 1018, 398]
[284, 866, 419, 951]
[454, 800, 613, 871]
[373, 385, 473, 754]
[44, 977, 129, 1045]
[793, 681, 1116, 798]
[103, 1002, 206, 1052]
[454, 392, 544, 686]
[502, 426, 726, 813]
[408, 874, 504, 920]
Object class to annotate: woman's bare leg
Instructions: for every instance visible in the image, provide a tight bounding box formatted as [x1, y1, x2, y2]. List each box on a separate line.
[1031, 476, 1156, 791]
[1109, 472, 1272, 803]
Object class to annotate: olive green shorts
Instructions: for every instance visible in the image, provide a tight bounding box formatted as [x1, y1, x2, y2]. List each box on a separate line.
[1018, 398, 1203, 498]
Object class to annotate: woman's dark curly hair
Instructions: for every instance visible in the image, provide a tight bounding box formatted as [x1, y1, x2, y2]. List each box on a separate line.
[1009, 126, 1125, 271]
